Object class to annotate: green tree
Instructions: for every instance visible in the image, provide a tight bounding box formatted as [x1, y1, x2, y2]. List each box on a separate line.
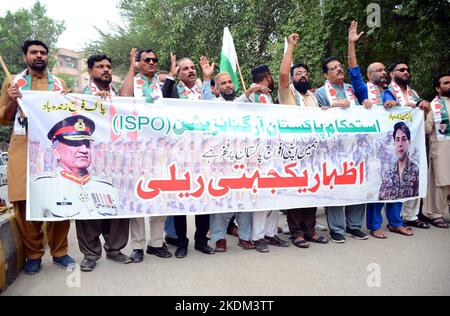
[0, 0, 65, 85]
[88, 0, 449, 100]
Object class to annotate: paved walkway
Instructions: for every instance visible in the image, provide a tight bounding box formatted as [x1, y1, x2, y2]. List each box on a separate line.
[1, 199, 449, 296]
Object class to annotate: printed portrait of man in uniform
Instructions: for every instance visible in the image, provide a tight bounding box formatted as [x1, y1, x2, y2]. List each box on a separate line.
[378, 122, 419, 200]
[438, 119, 449, 136]
[30, 115, 120, 219]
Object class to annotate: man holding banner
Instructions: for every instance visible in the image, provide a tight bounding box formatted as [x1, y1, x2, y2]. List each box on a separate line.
[0, 40, 75, 274]
[120, 48, 173, 263]
[315, 57, 368, 243]
[278, 33, 328, 248]
[388, 61, 431, 229]
[248, 64, 290, 253]
[73, 54, 131, 271]
[424, 73, 450, 229]
[346, 20, 411, 238]
[162, 54, 216, 258]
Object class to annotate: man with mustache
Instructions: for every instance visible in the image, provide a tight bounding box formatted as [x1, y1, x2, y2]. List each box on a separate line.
[279, 33, 318, 108]
[75, 55, 132, 271]
[278, 33, 329, 249]
[315, 57, 368, 244]
[388, 61, 431, 230]
[120, 48, 163, 104]
[30, 115, 120, 219]
[120, 48, 173, 263]
[346, 21, 413, 238]
[0, 40, 75, 275]
[245, 64, 290, 253]
[161, 54, 216, 258]
[423, 73, 450, 229]
[347, 21, 397, 109]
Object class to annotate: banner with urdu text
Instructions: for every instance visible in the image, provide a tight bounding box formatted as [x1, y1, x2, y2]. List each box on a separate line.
[21, 91, 427, 221]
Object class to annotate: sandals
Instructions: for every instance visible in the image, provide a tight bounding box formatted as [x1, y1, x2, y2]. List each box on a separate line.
[292, 237, 310, 248]
[305, 234, 329, 244]
[370, 230, 388, 239]
[429, 217, 449, 229]
[387, 225, 414, 236]
[403, 219, 430, 229]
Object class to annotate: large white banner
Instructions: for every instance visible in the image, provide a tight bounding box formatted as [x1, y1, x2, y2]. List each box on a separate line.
[20, 91, 427, 221]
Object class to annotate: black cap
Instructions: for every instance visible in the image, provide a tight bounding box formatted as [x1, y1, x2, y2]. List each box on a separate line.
[47, 115, 95, 143]
[251, 64, 270, 77]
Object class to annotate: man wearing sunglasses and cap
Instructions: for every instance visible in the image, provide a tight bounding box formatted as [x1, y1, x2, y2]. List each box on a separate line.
[30, 115, 120, 220]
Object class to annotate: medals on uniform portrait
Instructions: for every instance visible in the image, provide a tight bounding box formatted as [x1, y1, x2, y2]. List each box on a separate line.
[79, 187, 90, 202]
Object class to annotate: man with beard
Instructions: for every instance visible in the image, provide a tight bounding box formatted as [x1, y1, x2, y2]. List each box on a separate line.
[346, 21, 410, 238]
[278, 33, 318, 108]
[247, 64, 275, 104]
[388, 61, 431, 229]
[209, 72, 255, 252]
[0, 40, 75, 275]
[161, 54, 215, 258]
[278, 33, 328, 248]
[74, 54, 132, 271]
[347, 21, 397, 109]
[378, 122, 418, 236]
[315, 57, 368, 244]
[423, 73, 450, 229]
[215, 72, 270, 102]
[83, 54, 117, 97]
[245, 64, 290, 253]
[119, 49, 173, 263]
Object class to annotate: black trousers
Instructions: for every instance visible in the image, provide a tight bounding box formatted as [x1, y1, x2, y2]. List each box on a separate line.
[76, 219, 129, 260]
[174, 214, 209, 248]
[287, 208, 317, 240]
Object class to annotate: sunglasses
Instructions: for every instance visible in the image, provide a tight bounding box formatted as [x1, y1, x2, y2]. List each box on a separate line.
[395, 67, 410, 73]
[142, 57, 158, 63]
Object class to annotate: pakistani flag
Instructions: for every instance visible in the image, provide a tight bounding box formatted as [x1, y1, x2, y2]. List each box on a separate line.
[220, 27, 239, 92]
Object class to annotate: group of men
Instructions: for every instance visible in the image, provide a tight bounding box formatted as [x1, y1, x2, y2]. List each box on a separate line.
[0, 20, 449, 275]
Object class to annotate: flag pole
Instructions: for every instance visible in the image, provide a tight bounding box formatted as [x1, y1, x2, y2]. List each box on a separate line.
[0, 54, 28, 118]
[236, 61, 247, 92]
[0, 55, 12, 81]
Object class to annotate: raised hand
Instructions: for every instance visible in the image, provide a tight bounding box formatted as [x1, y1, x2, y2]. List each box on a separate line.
[348, 20, 364, 43]
[288, 33, 300, 46]
[129, 48, 138, 68]
[170, 53, 178, 77]
[199, 56, 215, 80]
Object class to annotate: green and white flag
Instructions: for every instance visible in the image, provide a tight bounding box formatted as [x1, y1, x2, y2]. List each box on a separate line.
[220, 27, 239, 92]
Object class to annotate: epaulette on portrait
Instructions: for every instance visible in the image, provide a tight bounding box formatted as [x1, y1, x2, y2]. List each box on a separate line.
[32, 172, 57, 182]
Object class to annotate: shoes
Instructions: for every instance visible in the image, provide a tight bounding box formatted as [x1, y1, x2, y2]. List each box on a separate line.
[403, 219, 430, 229]
[24, 259, 42, 275]
[215, 239, 227, 252]
[164, 235, 179, 247]
[80, 258, 97, 272]
[226, 224, 239, 237]
[195, 244, 215, 255]
[255, 238, 269, 253]
[106, 252, 132, 264]
[315, 222, 328, 231]
[346, 228, 369, 240]
[53, 255, 76, 270]
[237, 239, 255, 250]
[130, 249, 144, 263]
[330, 232, 346, 243]
[175, 247, 188, 258]
[265, 235, 290, 247]
[146, 245, 173, 258]
[305, 234, 329, 244]
[282, 223, 290, 234]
